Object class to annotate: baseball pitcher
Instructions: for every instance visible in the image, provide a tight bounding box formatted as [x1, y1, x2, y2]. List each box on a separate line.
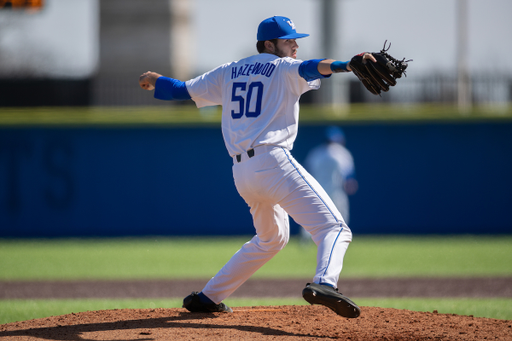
[139, 16, 407, 318]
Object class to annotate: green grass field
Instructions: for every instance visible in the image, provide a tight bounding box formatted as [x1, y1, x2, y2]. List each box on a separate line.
[1, 235, 511, 280]
[1, 235, 511, 324]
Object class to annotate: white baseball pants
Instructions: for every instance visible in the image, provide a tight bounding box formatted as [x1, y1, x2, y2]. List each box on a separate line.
[202, 146, 352, 304]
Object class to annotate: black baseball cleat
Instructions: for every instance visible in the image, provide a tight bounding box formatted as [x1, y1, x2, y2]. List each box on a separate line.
[182, 291, 233, 313]
[302, 283, 361, 318]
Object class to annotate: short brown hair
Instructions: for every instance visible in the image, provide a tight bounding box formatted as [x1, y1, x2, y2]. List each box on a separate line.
[256, 39, 278, 53]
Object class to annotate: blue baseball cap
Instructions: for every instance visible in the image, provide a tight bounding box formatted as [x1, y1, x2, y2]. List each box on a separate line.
[257, 16, 309, 41]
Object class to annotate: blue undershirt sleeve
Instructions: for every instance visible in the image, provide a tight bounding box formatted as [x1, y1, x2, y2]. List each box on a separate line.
[330, 61, 350, 73]
[154, 76, 192, 101]
[298, 59, 332, 82]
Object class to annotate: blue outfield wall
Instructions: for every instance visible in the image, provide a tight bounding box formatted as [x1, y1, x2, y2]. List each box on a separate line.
[0, 121, 511, 237]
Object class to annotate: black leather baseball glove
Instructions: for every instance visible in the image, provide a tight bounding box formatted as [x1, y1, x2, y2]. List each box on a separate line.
[350, 41, 411, 95]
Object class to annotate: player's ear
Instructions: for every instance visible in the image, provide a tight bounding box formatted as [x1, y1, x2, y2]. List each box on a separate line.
[264, 40, 275, 53]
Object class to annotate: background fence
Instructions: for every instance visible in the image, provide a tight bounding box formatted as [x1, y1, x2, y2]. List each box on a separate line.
[1, 121, 511, 238]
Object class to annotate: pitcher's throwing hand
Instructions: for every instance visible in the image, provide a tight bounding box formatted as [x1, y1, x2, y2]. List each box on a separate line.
[139, 71, 161, 90]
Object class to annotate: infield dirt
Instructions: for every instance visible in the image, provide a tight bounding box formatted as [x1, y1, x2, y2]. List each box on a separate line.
[1, 277, 512, 340]
[1, 305, 511, 340]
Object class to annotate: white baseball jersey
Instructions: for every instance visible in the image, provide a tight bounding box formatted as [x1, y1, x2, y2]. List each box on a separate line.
[186, 53, 320, 156]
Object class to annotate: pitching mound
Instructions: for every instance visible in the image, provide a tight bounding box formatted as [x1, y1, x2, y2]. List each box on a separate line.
[1, 305, 511, 340]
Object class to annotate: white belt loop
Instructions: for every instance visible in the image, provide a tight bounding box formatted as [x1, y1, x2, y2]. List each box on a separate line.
[253, 145, 277, 156]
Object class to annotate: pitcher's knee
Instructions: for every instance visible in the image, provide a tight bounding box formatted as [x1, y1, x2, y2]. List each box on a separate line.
[309, 221, 352, 244]
[257, 234, 289, 253]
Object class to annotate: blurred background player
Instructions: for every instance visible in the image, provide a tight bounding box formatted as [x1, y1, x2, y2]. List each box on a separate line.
[301, 126, 358, 244]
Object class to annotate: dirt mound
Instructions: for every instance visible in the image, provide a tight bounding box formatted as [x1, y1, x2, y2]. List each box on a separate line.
[1, 305, 511, 340]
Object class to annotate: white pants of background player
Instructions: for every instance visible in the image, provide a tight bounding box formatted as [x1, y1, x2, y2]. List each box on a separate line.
[202, 146, 352, 304]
